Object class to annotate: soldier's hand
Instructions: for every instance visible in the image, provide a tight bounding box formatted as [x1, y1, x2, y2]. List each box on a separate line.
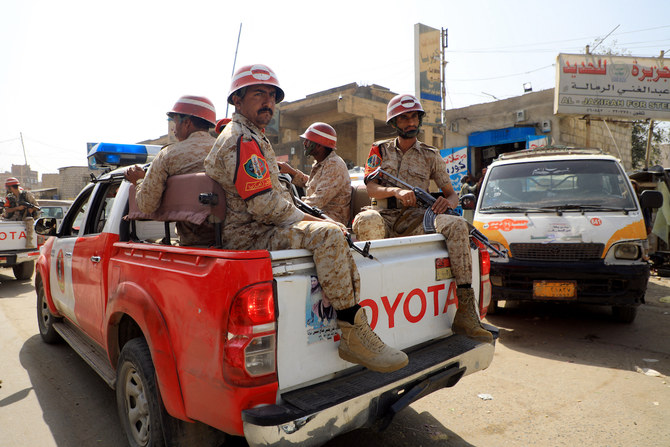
[431, 196, 450, 214]
[395, 189, 416, 207]
[278, 162, 294, 176]
[124, 165, 146, 185]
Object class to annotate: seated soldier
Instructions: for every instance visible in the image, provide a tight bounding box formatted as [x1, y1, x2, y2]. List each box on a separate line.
[124, 95, 217, 246]
[278, 122, 351, 226]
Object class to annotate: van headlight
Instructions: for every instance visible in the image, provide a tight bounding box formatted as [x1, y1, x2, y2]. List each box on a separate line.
[613, 243, 640, 260]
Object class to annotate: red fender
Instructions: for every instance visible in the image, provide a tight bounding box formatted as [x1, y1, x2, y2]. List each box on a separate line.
[105, 281, 189, 421]
[36, 238, 61, 316]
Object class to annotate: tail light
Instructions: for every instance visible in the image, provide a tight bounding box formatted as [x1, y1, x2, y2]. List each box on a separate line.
[475, 240, 491, 318]
[224, 281, 277, 387]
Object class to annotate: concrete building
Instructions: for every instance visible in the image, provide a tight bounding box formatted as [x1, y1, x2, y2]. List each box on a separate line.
[273, 83, 445, 174]
[443, 88, 634, 176]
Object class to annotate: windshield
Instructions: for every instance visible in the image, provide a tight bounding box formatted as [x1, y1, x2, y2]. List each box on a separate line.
[480, 159, 637, 211]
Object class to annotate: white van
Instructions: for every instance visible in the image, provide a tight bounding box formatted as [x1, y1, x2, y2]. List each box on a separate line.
[473, 147, 662, 323]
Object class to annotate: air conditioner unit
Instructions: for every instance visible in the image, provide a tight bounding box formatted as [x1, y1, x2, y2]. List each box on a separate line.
[450, 121, 459, 133]
[541, 120, 552, 132]
[515, 110, 526, 122]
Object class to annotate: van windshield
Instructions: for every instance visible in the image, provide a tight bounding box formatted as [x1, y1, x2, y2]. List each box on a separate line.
[480, 159, 637, 211]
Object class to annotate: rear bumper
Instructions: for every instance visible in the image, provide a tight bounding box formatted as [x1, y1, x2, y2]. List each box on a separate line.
[490, 259, 649, 305]
[242, 327, 497, 447]
[0, 250, 39, 267]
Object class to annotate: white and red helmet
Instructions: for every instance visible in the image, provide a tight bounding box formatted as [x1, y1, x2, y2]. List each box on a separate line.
[167, 95, 216, 126]
[300, 122, 337, 149]
[215, 118, 231, 134]
[386, 94, 425, 124]
[227, 64, 285, 105]
[5, 177, 20, 187]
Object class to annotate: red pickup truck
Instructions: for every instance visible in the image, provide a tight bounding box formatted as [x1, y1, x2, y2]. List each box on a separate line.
[34, 151, 497, 447]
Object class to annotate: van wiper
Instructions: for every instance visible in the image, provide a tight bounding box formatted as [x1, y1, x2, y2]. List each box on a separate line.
[480, 205, 546, 213]
[540, 204, 629, 214]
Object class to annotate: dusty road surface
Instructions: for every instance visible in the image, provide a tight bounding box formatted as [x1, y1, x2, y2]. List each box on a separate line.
[1, 270, 668, 447]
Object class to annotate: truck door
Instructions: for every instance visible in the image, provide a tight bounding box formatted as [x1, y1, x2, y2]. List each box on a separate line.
[49, 181, 120, 344]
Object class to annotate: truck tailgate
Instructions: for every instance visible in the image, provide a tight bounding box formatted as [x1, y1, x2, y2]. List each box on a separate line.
[272, 233, 480, 392]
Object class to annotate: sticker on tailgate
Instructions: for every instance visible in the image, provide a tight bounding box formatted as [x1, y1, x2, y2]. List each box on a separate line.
[305, 276, 338, 345]
[435, 257, 453, 281]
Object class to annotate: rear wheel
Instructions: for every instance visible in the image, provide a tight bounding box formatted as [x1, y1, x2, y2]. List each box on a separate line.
[612, 305, 637, 323]
[13, 261, 35, 280]
[36, 279, 62, 344]
[116, 338, 227, 447]
[116, 338, 166, 447]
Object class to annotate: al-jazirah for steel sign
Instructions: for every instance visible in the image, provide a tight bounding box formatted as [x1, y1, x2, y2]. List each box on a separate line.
[554, 53, 670, 120]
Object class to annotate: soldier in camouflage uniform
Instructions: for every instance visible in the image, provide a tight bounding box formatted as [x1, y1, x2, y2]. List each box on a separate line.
[124, 95, 217, 246]
[352, 94, 493, 343]
[278, 122, 351, 226]
[205, 64, 407, 373]
[3, 177, 39, 248]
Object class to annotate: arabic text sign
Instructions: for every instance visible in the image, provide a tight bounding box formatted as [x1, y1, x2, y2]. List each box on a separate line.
[554, 53, 670, 120]
[440, 146, 468, 194]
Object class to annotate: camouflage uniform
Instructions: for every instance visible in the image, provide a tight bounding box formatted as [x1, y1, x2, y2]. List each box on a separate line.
[352, 138, 472, 285]
[204, 113, 359, 310]
[290, 151, 351, 226]
[135, 130, 216, 246]
[3, 189, 38, 248]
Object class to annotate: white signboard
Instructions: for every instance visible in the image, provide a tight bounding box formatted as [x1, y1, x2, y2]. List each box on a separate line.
[555, 53, 670, 120]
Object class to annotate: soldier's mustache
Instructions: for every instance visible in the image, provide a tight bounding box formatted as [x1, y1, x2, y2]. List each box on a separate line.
[259, 108, 273, 116]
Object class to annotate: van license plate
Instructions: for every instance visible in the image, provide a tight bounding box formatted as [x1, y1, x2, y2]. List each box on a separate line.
[533, 281, 576, 299]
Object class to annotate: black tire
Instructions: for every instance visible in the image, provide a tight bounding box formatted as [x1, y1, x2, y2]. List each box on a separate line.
[487, 299, 503, 315]
[116, 338, 166, 447]
[13, 261, 35, 281]
[36, 278, 62, 344]
[116, 338, 226, 447]
[612, 305, 637, 323]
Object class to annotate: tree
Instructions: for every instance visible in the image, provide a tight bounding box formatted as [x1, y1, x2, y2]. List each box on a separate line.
[631, 120, 668, 169]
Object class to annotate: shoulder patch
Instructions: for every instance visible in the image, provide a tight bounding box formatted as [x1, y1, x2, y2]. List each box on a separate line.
[234, 136, 272, 200]
[365, 145, 383, 176]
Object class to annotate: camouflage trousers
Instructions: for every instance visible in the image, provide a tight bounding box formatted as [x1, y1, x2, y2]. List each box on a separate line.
[353, 208, 472, 285]
[223, 220, 359, 310]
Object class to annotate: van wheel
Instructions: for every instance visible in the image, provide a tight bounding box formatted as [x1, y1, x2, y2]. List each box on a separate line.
[116, 338, 167, 447]
[36, 278, 62, 344]
[612, 305, 637, 323]
[13, 261, 35, 280]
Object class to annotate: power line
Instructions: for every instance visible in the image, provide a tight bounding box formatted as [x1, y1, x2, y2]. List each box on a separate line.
[448, 64, 554, 82]
[449, 24, 670, 53]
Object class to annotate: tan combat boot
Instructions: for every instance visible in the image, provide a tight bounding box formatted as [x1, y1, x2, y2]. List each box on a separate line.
[453, 288, 493, 343]
[338, 308, 409, 373]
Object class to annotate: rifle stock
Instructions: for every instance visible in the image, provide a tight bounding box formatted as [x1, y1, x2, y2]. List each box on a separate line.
[293, 196, 374, 259]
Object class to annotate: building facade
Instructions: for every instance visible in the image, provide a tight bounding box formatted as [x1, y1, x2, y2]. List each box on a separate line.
[443, 88, 634, 177]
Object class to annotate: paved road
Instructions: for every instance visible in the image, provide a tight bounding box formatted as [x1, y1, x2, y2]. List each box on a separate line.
[1, 270, 668, 446]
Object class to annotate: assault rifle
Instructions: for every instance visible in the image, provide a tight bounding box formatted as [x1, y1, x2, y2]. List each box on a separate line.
[365, 167, 507, 258]
[19, 201, 41, 211]
[293, 196, 374, 260]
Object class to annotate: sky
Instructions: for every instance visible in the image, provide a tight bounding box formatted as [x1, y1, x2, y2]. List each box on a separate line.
[1, 0, 669, 176]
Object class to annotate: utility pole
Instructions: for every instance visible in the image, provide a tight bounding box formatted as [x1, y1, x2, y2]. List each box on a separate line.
[441, 28, 448, 148]
[20, 132, 28, 165]
[644, 119, 655, 170]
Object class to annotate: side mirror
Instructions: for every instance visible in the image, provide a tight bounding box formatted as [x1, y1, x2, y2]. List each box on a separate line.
[640, 190, 663, 209]
[460, 193, 477, 210]
[35, 217, 57, 236]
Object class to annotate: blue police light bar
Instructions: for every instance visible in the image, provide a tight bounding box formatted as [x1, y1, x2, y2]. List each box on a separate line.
[87, 143, 162, 169]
